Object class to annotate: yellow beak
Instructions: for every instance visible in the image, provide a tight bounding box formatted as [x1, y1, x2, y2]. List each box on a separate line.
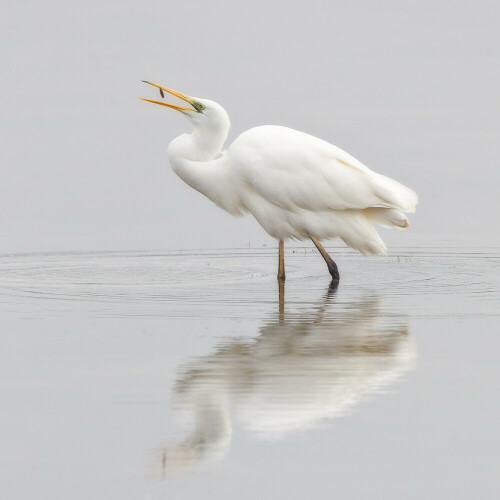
[139, 81, 196, 112]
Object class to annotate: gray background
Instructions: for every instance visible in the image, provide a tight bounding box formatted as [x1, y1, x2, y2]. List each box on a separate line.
[2, 3, 500, 498]
[1, 0, 499, 252]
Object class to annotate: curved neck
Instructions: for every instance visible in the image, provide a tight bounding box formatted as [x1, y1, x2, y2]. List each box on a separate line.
[167, 123, 242, 215]
[190, 121, 228, 160]
[170, 117, 229, 162]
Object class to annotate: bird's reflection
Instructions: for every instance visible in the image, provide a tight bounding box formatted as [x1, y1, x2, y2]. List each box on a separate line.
[154, 282, 416, 475]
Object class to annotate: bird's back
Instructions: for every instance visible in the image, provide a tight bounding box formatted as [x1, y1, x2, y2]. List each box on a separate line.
[229, 125, 417, 213]
[226, 125, 417, 254]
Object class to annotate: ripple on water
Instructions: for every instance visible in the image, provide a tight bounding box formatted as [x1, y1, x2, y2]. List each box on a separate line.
[0, 247, 498, 319]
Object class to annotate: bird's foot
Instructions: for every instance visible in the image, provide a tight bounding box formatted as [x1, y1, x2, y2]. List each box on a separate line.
[328, 279, 339, 293]
[328, 263, 340, 282]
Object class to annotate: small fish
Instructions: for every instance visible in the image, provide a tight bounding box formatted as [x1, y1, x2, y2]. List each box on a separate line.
[159, 88, 164, 98]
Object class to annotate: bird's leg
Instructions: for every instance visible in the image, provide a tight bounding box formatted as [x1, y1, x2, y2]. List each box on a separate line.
[309, 235, 340, 282]
[277, 240, 286, 281]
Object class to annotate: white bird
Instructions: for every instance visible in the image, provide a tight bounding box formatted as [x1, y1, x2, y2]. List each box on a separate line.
[140, 82, 418, 282]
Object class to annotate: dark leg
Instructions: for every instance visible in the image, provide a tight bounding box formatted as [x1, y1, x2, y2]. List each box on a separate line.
[309, 235, 340, 282]
[277, 239, 286, 281]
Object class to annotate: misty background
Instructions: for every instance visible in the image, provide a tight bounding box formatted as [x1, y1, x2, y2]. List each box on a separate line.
[1, 0, 498, 253]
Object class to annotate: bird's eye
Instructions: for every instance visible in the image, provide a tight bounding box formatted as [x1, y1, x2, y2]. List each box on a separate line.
[193, 101, 205, 113]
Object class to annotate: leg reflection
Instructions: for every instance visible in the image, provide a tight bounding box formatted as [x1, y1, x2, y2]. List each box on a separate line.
[153, 282, 416, 476]
[278, 278, 285, 324]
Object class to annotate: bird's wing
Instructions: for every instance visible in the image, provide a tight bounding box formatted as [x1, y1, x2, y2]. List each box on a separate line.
[230, 126, 417, 213]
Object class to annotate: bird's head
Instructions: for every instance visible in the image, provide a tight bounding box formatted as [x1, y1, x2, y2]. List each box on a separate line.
[139, 81, 229, 130]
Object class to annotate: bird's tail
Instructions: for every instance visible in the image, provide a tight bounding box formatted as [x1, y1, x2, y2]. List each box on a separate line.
[339, 213, 388, 256]
[339, 207, 411, 255]
[364, 208, 410, 229]
[370, 173, 418, 213]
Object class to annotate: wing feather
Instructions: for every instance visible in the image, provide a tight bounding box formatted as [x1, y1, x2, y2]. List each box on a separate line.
[229, 125, 417, 213]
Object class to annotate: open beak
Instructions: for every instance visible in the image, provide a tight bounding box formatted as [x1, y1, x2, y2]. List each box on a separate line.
[139, 81, 197, 113]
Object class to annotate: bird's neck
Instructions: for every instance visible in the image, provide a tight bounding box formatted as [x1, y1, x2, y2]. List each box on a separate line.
[191, 123, 228, 160]
[167, 125, 242, 215]
[170, 120, 228, 162]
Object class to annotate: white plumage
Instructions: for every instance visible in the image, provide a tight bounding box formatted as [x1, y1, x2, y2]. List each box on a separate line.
[140, 82, 418, 277]
[231, 125, 416, 254]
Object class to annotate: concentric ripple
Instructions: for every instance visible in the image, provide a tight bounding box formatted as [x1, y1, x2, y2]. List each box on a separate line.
[0, 247, 498, 319]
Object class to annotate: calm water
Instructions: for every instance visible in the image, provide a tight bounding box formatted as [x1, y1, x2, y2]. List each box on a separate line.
[1, 246, 499, 499]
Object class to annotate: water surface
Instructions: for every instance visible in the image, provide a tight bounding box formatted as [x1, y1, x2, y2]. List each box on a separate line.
[1, 247, 499, 499]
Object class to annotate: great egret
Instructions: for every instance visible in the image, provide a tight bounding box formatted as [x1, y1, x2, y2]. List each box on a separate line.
[140, 82, 418, 282]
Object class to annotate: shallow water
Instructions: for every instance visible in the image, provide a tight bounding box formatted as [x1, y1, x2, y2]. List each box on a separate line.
[1, 246, 499, 499]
